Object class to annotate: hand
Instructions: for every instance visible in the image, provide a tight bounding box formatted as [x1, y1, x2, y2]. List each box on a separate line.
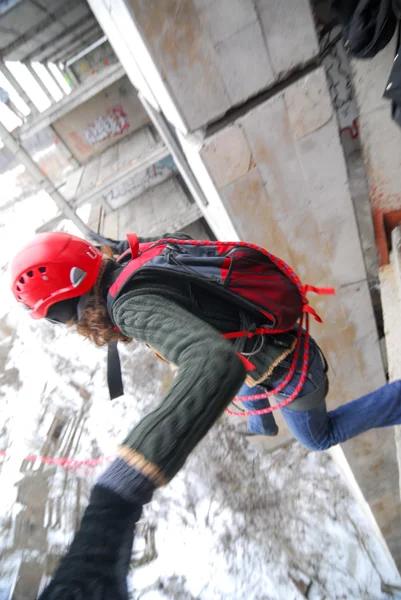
[38, 574, 129, 600]
[38, 486, 141, 600]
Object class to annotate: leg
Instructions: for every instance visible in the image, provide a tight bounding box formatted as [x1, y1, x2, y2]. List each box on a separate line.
[271, 334, 401, 450]
[280, 380, 401, 451]
[238, 382, 279, 435]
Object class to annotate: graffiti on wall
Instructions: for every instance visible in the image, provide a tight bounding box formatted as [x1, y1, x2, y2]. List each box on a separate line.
[83, 105, 130, 145]
[320, 26, 359, 143]
[103, 156, 177, 209]
[70, 41, 118, 83]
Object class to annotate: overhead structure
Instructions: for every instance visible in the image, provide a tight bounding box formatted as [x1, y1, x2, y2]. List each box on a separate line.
[0, 0, 209, 241]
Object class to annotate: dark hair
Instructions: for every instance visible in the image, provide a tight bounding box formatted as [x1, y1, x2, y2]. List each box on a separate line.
[71, 258, 131, 347]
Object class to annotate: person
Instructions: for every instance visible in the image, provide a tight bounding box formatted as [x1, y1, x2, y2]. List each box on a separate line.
[10, 231, 401, 598]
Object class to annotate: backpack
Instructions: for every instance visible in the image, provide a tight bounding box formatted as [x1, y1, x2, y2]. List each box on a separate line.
[107, 234, 334, 416]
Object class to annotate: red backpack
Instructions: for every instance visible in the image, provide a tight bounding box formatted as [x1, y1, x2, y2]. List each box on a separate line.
[107, 234, 334, 415]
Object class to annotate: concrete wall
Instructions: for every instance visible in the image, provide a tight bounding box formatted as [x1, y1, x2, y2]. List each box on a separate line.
[121, 0, 319, 134]
[53, 76, 150, 164]
[351, 34, 401, 266]
[178, 67, 401, 566]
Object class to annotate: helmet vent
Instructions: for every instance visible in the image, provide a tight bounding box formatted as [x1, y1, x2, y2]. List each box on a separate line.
[27, 270, 33, 277]
[19, 276, 24, 284]
[16, 285, 21, 292]
[39, 266, 46, 273]
[70, 267, 86, 288]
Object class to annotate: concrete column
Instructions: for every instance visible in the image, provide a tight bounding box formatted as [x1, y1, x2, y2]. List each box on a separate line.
[351, 34, 401, 267]
[381, 227, 401, 501]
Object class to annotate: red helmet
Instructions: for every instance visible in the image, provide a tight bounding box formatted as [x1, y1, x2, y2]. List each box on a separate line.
[10, 232, 103, 319]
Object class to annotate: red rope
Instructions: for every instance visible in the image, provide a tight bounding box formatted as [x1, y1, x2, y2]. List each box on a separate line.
[162, 239, 318, 417]
[227, 313, 310, 416]
[0, 240, 328, 471]
[0, 450, 112, 472]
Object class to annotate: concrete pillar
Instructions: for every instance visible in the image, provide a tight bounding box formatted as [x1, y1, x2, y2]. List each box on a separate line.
[89, 0, 401, 568]
[381, 228, 401, 502]
[351, 34, 401, 267]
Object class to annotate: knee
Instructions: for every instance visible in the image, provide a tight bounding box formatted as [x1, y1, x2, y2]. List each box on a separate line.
[295, 437, 333, 452]
[389, 380, 401, 394]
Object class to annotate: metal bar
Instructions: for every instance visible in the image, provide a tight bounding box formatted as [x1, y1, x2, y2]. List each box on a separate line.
[0, 120, 91, 237]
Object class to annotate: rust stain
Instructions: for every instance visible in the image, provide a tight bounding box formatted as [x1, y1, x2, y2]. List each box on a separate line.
[372, 208, 388, 266]
[365, 166, 401, 265]
[369, 458, 385, 473]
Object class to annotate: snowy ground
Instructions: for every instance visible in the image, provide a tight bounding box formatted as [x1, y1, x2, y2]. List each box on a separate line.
[1, 175, 401, 599]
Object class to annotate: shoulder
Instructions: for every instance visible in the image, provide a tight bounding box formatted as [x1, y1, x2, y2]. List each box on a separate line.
[111, 290, 198, 340]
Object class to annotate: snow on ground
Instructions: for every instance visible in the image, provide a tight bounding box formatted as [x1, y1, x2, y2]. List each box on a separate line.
[0, 174, 400, 599]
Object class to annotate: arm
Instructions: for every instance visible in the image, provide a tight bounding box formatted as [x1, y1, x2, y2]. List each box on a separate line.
[39, 294, 245, 599]
[108, 292, 246, 485]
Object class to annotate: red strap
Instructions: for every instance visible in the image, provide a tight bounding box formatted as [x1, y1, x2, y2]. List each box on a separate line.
[222, 326, 291, 340]
[303, 284, 335, 295]
[237, 353, 256, 371]
[126, 233, 139, 258]
[302, 304, 322, 323]
[223, 331, 249, 340]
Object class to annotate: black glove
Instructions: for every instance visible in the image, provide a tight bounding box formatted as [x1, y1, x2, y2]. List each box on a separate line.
[38, 486, 141, 600]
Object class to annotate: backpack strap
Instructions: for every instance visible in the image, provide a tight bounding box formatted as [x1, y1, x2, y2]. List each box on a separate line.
[126, 233, 139, 258]
[107, 341, 124, 400]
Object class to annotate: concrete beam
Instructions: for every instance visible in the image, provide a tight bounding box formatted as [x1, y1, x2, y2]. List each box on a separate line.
[0, 0, 83, 59]
[91, 0, 319, 134]
[66, 143, 170, 208]
[51, 28, 103, 66]
[0, 59, 38, 116]
[23, 63, 53, 106]
[24, 14, 95, 63]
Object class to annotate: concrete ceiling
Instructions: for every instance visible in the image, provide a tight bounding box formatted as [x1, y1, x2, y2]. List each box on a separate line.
[0, 0, 103, 64]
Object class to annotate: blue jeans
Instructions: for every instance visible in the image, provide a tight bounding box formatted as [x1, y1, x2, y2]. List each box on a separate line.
[241, 335, 401, 450]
